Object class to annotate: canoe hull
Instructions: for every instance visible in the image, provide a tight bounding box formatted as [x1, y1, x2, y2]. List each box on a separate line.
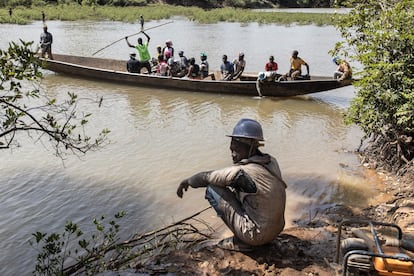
[40, 54, 353, 97]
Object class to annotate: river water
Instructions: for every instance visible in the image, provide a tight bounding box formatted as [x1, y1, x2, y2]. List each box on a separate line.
[0, 19, 385, 275]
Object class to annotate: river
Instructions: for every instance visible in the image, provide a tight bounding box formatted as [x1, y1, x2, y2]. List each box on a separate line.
[0, 19, 384, 275]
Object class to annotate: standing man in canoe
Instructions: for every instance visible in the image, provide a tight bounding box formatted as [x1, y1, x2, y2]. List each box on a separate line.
[125, 32, 152, 74]
[40, 24, 53, 59]
[177, 118, 287, 251]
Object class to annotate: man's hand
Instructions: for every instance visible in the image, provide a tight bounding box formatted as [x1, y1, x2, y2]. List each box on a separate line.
[177, 172, 210, 198]
[177, 179, 190, 198]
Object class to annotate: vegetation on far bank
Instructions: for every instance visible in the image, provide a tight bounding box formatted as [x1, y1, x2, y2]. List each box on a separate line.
[0, 0, 348, 9]
[0, 4, 339, 25]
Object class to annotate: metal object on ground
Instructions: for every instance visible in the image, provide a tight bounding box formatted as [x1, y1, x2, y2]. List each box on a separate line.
[336, 219, 414, 276]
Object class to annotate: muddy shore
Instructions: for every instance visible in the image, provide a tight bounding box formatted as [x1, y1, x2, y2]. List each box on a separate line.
[135, 171, 413, 275]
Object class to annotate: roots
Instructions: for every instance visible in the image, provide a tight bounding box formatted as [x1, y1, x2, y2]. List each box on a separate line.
[359, 132, 414, 176]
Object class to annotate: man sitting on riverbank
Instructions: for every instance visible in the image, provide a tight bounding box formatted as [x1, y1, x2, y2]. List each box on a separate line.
[177, 118, 287, 251]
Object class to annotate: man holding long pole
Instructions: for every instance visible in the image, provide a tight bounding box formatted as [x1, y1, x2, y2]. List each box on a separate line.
[125, 32, 152, 74]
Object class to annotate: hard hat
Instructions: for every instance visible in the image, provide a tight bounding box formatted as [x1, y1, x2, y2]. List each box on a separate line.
[239, 52, 245, 57]
[227, 118, 264, 141]
[200, 52, 207, 57]
[166, 39, 172, 46]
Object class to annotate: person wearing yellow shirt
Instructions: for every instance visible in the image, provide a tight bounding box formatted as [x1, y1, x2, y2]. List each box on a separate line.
[279, 50, 310, 81]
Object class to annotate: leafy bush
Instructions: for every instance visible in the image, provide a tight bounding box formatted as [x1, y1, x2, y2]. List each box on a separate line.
[0, 41, 109, 156]
[30, 212, 126, 275]
[333, 0, 414, 175]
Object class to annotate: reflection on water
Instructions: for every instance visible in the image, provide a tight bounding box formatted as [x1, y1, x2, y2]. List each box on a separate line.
[0, 20, 383, 275]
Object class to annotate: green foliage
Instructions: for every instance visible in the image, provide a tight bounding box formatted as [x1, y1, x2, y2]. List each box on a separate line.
[332, 0, 414, 173]
[0, 41, 109, 156]
[30, 212, 126, 275]
[0, 5, 337, 24]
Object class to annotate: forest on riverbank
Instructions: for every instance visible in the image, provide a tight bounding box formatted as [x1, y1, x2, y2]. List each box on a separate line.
[0, 4, 339, 25]
[1, 0, 348, 9]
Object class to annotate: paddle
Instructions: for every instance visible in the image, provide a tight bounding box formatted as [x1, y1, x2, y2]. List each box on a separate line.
[91, 20, 173, 56]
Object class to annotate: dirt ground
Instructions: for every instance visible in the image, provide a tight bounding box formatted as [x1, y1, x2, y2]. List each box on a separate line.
[135, 171, 414, 275]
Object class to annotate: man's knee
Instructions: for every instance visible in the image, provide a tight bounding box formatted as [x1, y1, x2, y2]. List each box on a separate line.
[205, 186, 225, 217]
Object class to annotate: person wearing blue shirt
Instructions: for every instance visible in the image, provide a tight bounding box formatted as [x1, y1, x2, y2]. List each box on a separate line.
[220, 54, 234, 81]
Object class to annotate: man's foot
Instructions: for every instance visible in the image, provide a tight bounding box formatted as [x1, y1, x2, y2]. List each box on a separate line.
[216, 236, 254, 252]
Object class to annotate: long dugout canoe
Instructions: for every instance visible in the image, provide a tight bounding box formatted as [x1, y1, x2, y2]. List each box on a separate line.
[40, 54, 353, 97]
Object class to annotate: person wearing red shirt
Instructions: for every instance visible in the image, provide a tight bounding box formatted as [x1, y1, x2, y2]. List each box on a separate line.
[265, 55, 278, 72]
[259, 55, 280, 81]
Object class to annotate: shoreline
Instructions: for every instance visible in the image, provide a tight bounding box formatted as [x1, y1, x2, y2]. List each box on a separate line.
[132, 169, 413, 275]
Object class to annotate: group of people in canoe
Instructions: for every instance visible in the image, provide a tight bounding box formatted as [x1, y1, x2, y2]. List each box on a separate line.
[125, 31, 248, 81]
[124, 32, 352, 82]
[38, 24, 352, 82]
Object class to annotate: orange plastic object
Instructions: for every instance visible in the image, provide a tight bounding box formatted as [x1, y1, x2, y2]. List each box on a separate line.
[373, 247, 414, 276]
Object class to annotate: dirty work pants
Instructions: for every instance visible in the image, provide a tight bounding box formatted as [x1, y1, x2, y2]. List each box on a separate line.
[205, 185, 257, 244]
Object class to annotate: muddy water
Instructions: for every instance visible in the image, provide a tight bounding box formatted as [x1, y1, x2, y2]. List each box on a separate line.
[0, 19, 384, 275]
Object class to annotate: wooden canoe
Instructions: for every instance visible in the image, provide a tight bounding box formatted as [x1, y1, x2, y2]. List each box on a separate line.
[40, 54, 353, 97]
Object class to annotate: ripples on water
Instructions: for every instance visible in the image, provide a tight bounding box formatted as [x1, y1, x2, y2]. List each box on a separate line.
[0, 20, 383, 275]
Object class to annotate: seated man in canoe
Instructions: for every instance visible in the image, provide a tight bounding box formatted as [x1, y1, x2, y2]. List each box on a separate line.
[126, 53, 140, 73]
[200, 52, 216, 80]
[186, 57, 201, 79]
[258, 55, 281, 82]
[279, 50, 310, 81]
[220, 54, 234, 81]
[231, 52, 246, 80]
[332, 56, 352, 81]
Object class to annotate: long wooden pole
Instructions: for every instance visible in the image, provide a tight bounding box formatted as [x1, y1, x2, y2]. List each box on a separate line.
[91, 21, 173, 56]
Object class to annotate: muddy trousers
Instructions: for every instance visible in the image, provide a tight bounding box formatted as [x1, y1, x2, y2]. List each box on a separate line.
[205, 185, 258, 244]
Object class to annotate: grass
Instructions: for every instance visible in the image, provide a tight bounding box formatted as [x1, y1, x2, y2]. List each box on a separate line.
[0, 4, 340, 25]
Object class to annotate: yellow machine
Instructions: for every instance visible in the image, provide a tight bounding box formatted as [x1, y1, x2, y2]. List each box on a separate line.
[336, 220, 414, 276]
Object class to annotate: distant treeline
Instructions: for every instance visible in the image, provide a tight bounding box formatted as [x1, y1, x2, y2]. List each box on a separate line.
[1, 0, 347, 9]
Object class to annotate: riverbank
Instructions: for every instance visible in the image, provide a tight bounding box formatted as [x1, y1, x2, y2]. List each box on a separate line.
[0, 4, 337, 25]
[133, 170, 414, 275]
